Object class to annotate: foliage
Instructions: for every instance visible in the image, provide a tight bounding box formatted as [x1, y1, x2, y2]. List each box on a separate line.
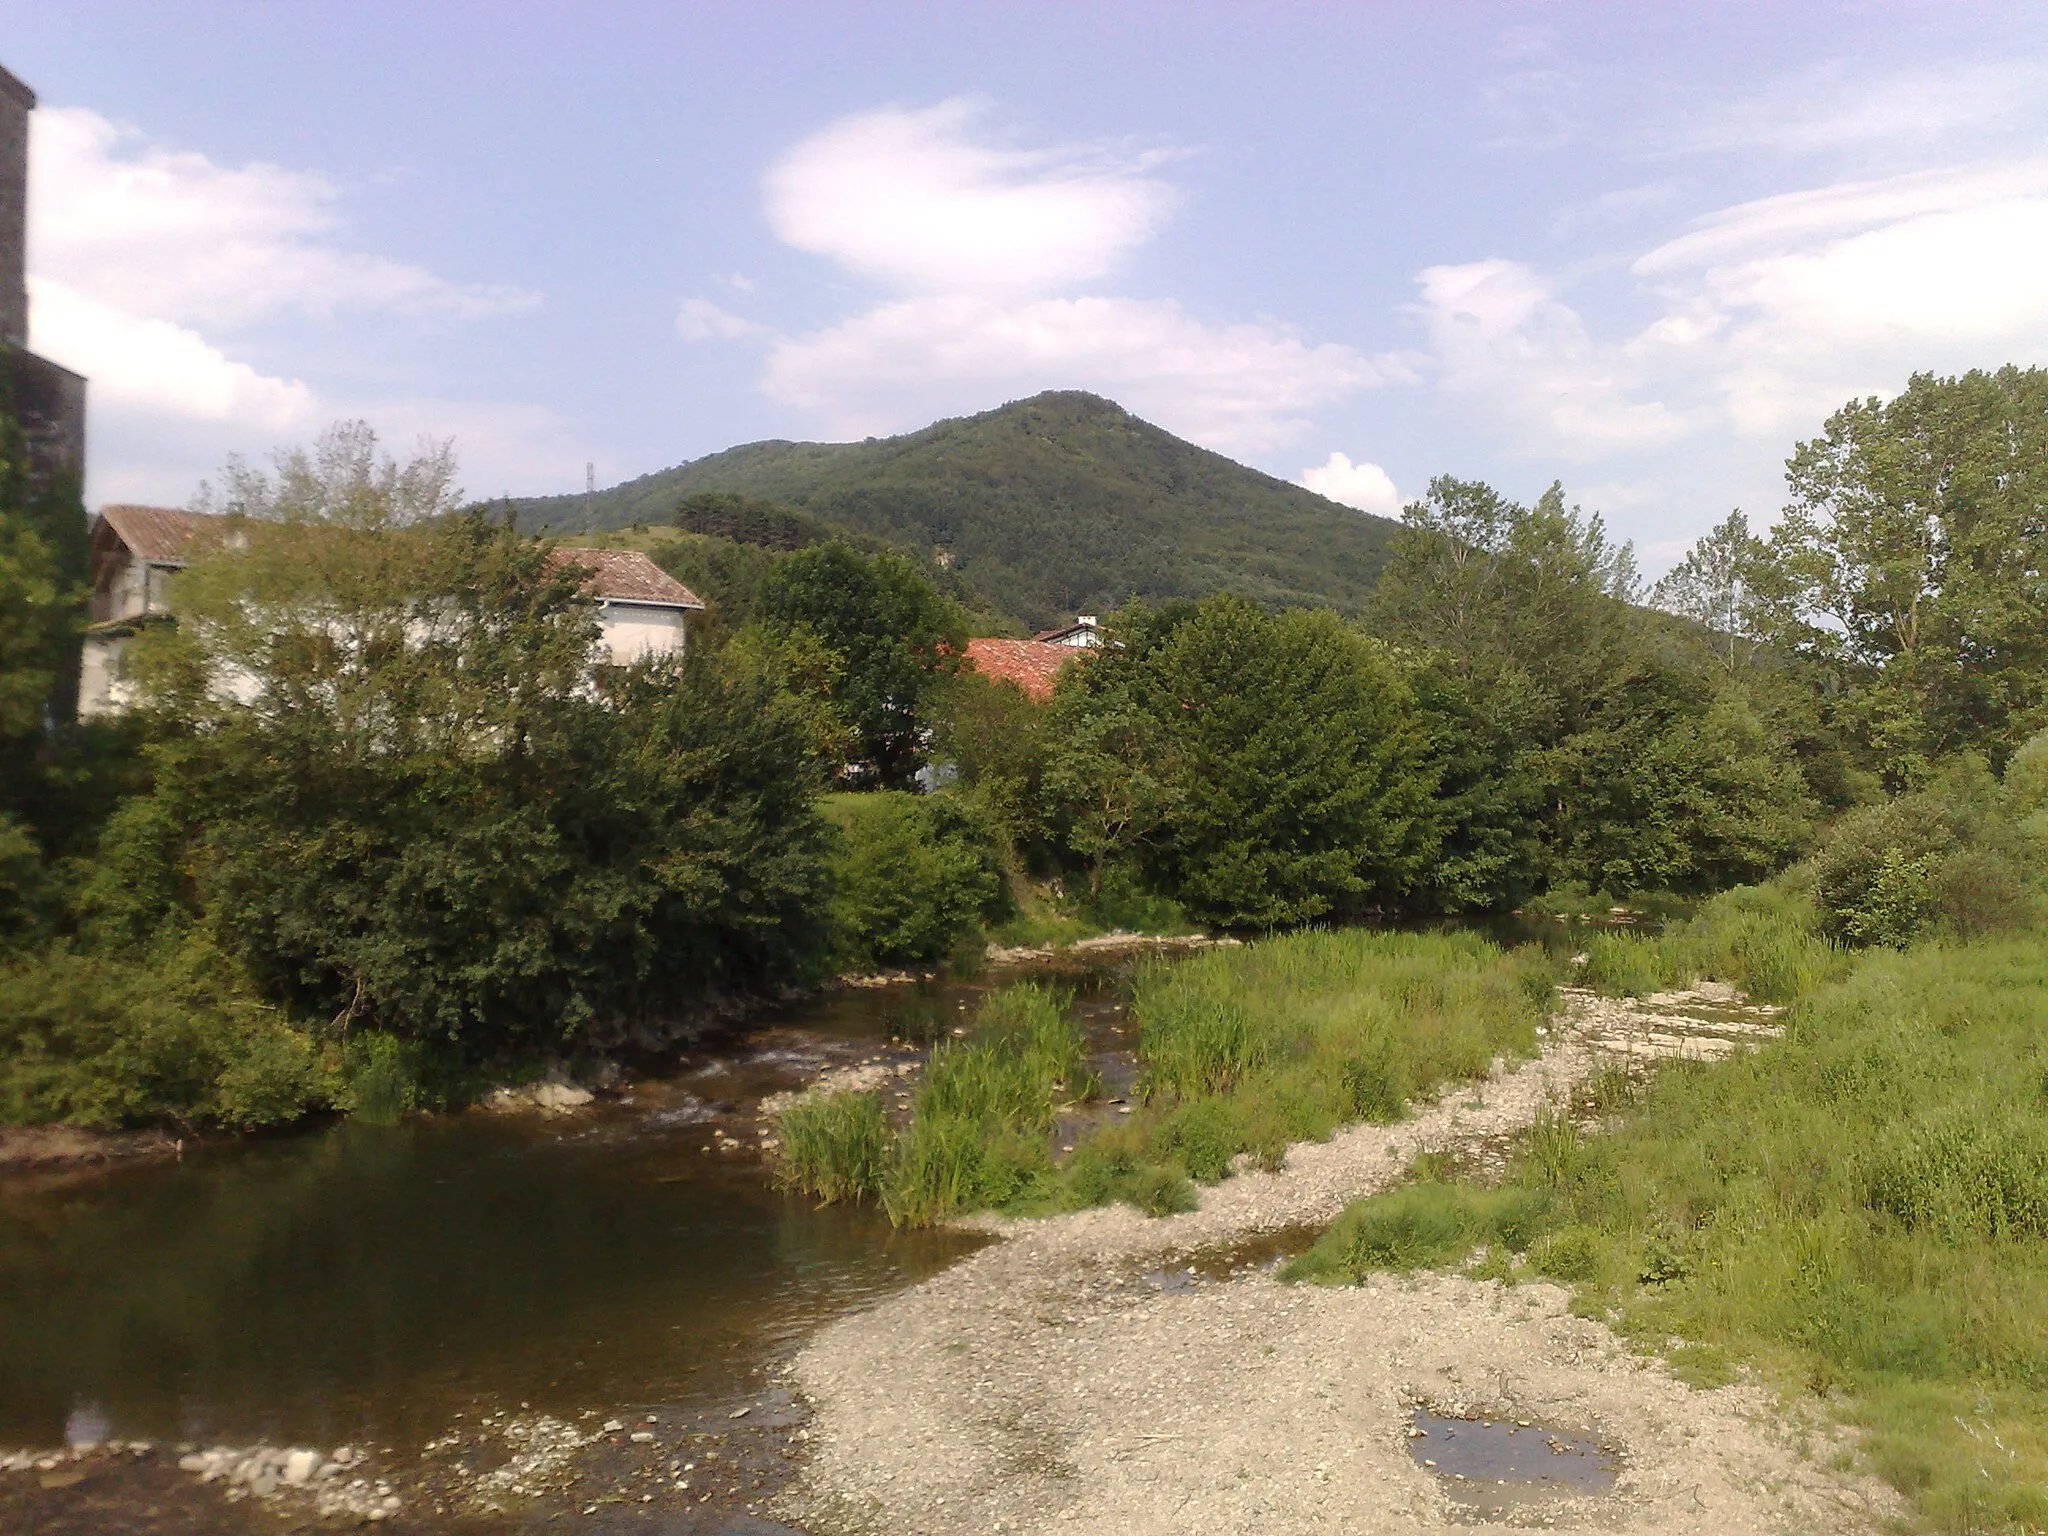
[1284, 1181, 1549, 1281]
[1375, 477, 1813, 907]
[103, 498, 833, 1055]
[924, 666, 1049, 849]
[0, 938, 321, 1131]
[509, 390, 1401, 632]
[1762, 366, 2048, 785]
[822, 791, 1005, 969]
[1045, 596, 1439, 927]
[1577, 881, 1843, 1004]
[775, 1091, 891, 1204]
[674, 490, 840, 551]
[1810, 757, 2040, 948]
[756, 542, 967, 788]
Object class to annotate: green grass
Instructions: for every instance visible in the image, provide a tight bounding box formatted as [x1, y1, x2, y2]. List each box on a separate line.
[1578, 881, 1846, 1003]
[775, 1090, 891, 1204]
[1293, 897, 2048, 1533]
[1024, 928, 1562, 1213]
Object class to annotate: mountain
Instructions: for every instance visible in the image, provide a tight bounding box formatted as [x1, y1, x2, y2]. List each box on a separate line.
[509, 392, 1403, 632]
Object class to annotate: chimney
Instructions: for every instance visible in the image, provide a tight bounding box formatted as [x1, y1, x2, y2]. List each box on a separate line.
[0, 63, 32, 349]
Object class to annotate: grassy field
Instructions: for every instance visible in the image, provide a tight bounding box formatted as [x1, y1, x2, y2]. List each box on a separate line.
[1291, 888, 2048, 1533]
[778, 928, 1560, 1227]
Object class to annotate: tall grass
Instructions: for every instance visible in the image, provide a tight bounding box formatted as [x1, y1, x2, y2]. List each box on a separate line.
[1296, 930, 2048, 1533]
[776, 1090, 890, 1204]
[773, 982, 1087, 1227]
[1579, 881, 1844, 1003]
[1026, 929, 1562, 1211]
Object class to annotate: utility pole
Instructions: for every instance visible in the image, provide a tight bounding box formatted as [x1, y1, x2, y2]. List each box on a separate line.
[585, 462, 595, 529]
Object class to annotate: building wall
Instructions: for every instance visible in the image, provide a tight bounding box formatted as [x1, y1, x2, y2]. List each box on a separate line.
[596, 603, 689, 665]
[0, 64, 30, 351]
[77, 633, 132, 718]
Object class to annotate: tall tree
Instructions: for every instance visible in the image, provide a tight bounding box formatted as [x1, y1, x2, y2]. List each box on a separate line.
[755, 543, 966, 789]
[1771, 366, 2048, 783]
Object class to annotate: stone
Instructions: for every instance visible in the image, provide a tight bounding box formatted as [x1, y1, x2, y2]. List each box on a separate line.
[283, 1448, 321, 1485]
[602, 1419, 624, 1433]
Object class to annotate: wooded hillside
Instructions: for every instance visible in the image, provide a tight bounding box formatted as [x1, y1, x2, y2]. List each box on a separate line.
[508, 392, 1400, 631]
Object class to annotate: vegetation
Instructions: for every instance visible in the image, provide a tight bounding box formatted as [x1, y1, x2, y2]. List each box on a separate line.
[779, 931, 1558, 1227]
[1288, 759, 2048, 1533]
[1041, 596, 1437, 926]
[822, 791, 1005, 970]
[508, 391, 1401, 632]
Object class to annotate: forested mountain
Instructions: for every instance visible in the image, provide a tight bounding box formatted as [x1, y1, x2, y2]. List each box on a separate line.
[509, 392, 1400, 631]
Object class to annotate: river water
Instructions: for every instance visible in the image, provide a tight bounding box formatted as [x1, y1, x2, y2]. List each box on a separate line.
[0, 972, 1075, 1457]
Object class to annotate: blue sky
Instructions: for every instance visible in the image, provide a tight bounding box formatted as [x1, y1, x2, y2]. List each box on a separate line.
[9, 2, 2048, 569]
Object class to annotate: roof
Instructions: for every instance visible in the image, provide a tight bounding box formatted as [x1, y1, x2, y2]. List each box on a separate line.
[91, 508, 703, 610]
[963, 638, 1083, 703]
[551, 547, 705, 610]
[96, 505, 226, 565]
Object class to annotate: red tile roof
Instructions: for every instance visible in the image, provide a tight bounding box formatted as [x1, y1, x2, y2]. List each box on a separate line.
[551, 548, 704, 609]
[963, 638, 1083, 703]
[96, 504, 229, 565]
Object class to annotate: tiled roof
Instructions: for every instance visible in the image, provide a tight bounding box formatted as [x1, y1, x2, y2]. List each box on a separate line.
[963, 638, 1082, 703]
[96, 504, 227, 565]
[551, 548, 705, 609]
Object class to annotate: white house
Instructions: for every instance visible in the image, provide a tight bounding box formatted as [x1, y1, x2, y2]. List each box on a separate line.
[78, 504, 705, 717]
[1032, 615, 1103, 648]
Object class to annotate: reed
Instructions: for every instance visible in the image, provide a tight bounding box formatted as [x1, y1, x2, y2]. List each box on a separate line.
[774, 1090, 890, 1204]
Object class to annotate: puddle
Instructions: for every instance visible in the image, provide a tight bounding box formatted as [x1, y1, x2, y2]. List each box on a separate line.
[1409, 1408, 1618, 1516]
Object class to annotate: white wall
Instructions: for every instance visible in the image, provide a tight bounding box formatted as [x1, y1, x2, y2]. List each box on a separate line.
[596, 603, 689, 665]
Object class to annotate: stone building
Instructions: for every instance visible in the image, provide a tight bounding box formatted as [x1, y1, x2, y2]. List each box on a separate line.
[0, 62, 87, 489]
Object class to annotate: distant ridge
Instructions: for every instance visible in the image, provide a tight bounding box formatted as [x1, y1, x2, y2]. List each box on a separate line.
[509, 392, 1401, 631]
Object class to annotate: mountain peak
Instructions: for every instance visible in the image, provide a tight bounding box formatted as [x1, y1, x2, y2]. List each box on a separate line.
[511, 398, 1395, 631]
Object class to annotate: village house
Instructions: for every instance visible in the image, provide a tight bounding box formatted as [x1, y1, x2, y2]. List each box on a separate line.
[78, 504, 704, 716]
[961, 616, 1102, 703]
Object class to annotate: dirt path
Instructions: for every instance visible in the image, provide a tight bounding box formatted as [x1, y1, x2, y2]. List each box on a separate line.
[779, 988, 1902, 1536]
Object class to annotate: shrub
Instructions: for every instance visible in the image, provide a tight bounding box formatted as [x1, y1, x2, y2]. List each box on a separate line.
[1866, 1108, 2048, 1245]
[0, 939, 323, 1130]
[1811, 762, 2038, 948]
[1527, 1225, 1600, 1281]
[824, 791, 1005, 969]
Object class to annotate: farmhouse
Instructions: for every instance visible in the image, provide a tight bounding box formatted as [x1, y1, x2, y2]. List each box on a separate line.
[78, 504, 704, 716]
[961, 618, 1101, 703]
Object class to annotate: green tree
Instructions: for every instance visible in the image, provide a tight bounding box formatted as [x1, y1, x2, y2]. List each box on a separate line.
[99, 432, 832, 1053]
[1050, 598, 1437, 927]
[1771, 366, 2048, 783]
[756, 542, 967, 789]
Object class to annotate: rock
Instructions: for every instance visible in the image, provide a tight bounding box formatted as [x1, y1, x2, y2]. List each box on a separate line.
[250, 1470, 278, 1496]
[178, 1453, 210, 1472]
[530, 1080, 594, 1112]
[630, 1431, 656, 1443]
[283, 1448, 321, 1485]
[602, 1419, 624, 1433]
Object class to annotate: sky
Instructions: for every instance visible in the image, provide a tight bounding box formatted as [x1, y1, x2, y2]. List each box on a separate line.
[7, 2, 2048, 571]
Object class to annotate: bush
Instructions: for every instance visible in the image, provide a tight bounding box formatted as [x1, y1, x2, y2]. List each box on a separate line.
[824, 791, 1005, 969]
[1811, 761, 2038, 948]
[0, 939, 323, 1130]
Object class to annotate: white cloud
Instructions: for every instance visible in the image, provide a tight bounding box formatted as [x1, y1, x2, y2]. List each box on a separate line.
[31, 107, 538, 327]
[29, 276, 316, 430]
[763, 99, 1177, 296]
[1300, 452, 1403, 517]
[676, 297, 763, 341]
[1411, 156, 2048, 458]
[25, 104, 551, 504]
[763, 294, 1390, 456]
[1666, 61, 2048, 157]
[1411, 259, 1697, 457]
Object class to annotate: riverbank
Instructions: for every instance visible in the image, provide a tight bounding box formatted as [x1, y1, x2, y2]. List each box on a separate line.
[779, 984, 1899, 1535]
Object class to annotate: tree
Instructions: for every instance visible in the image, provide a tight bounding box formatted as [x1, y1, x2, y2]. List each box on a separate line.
[97, 433, 833, 1053]
[1771, 366, 2048, 783]
[1049, 598, 1437, 928]
[1651, 510, 1793, 677]
[755, 543, 967, 789]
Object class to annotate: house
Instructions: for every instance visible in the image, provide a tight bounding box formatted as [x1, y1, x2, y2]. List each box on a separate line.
[1032, 615, 1103, 648]
[77, 504, 704, 716]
